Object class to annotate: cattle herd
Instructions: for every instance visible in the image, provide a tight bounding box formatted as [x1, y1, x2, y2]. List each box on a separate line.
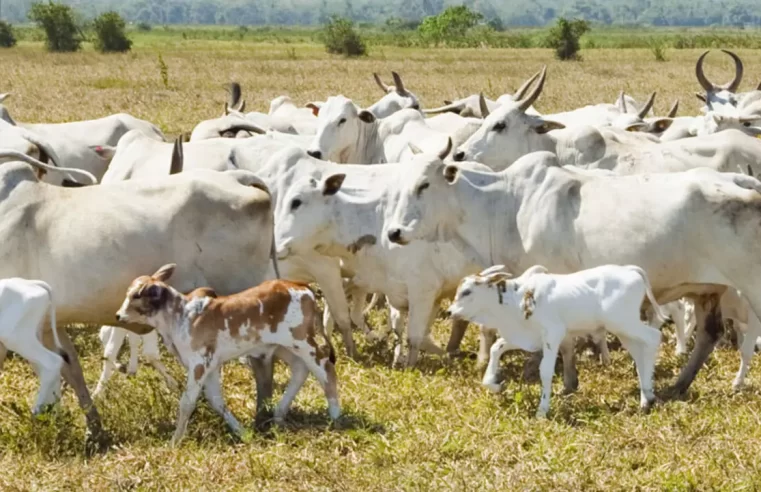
[2, 48, 761, 450]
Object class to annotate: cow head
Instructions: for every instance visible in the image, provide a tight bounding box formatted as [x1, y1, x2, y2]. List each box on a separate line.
[447, 267, 514, 324]
[695, 50, 744, 110]
[452, 67, 565, 169]
[275, 173, 346, 259]
[367, 72, 421, 118]
[696, 103, 761, 137]
[307, 95, 375, 162]
[116, 264, 177, 324]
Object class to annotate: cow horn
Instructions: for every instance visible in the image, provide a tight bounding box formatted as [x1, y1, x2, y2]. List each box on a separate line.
[220, 122, 266, 136]
[513, 69, 542, 101]
[756, 81, 761, 91]
[695, 51, 715, 92]
[479, 93, 490, 118]
[638, 92, 656, 119]
[667, 99, 679, 118]
[0, 150, 97, 185]
[617, 90, 628, 113]
[408, 142, 423, 155]
[748, 165, 754, 177]
[373, 73, 390, 93]
[392, 71, 407, 95]
[0, 93, 9, 103]
[518, 65, 546, 113]
[227, 82, 243, 111]
[170, 136, 184, 175]
[720, 50, 743, 92]
[422, 102, 464, 115]
[438, 137, 453, 160]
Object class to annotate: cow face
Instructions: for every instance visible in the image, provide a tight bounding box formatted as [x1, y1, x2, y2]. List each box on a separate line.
[452, 101, 564, 170]
[116, 264, 176, 324]
[385, 156, 461, 246]
[275, 174, 346, 259]
[447, 271, 512, 325]
[307, 96, 375, 163]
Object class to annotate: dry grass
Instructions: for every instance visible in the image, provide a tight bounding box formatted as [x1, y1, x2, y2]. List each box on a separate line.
[2, 40, 761, 490]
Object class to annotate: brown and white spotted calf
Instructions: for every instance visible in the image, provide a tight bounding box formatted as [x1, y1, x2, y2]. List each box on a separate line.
[115, 263, 340, 446]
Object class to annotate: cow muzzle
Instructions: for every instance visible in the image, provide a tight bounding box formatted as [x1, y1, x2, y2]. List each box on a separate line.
[115, 311, 128, 323]
[387, 228, 408, 245]
[307, 149, 323, 160]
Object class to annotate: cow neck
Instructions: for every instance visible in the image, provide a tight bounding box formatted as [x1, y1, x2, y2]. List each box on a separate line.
[329, 182, 386, 255]
[351, 119, 385, 164]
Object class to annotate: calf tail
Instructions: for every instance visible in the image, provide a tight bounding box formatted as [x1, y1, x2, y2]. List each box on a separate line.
[629, 266, 667, 323]
[270, 227, 281, 280]
[31, 280, 69, 365]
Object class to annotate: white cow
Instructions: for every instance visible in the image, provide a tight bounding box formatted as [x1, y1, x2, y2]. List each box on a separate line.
[448, 265, 663, 416]
[384, 150, 761, 394]
[368, 72, 421, 118]
[0, 278, 69, 415]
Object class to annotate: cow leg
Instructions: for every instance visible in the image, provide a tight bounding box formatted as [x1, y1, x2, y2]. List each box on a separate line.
[672, 294, 723, 395]
[125, 331, 140, 375]
[246, 353, 275, 421]
[322, 305, 335, 338]
[273, 357, 309, 423]
[202, 368, 243, 436]
[591, 330, 610, 365]
[93, 326, 126, 398]
[348, 286, 373, 339]
[733, 312, 761, 390]
[559, 336, 579, 393]
[390, 307, 406, 367]
[314, 269, 356, 358]
[405, 294, 443, 368]
[43, 328, 108, 454]
[141, 330, 179, 392]
[477, 326, 497, 367]
[445, 318, 469, 356]
[0, 342, 7, 373]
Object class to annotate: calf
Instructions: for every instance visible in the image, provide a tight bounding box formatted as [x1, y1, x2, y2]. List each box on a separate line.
[115, 264, 340, 446]
[447, 264, 664, 418]
[0, 278, 68, 414]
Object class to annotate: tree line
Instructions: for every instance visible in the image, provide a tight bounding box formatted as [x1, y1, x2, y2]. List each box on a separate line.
[0, 0, 760, 28]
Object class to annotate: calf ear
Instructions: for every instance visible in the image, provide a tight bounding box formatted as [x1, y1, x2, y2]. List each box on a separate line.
[152, 263, 177, 282]
[358, 110, 376, 124]
[322, 174, 346, 196]
[443, 164, 458, 184]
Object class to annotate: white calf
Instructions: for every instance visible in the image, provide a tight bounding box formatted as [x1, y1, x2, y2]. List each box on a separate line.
[447, 264, 664, 417]
[0, 278, 67, 414]
[92, 326, 178, 397]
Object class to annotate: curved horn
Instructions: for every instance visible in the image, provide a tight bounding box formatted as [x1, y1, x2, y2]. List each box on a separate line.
[438, 137, 453, 160]
[373, 73, 390, 93]
[695, 50, 716, 92]
[219, 122, 266, 136]
[513, 69, 541, 101]
[0, 150, 97, 184]
[637, 92, 656, 119]
[227, 82, 243, 111]
[392, 71, 407, 95]
[667, 99, 679, 118]
[617, 90, 628, 113]
[720, 50, 743, 92]
[478, 93, 490, 118]
[518, 65, 547, 113]
[757, 81, 761, 91]
[422, 102, 464, 115]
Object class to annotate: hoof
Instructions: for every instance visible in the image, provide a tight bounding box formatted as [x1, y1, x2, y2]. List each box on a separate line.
[482, 381, 502, 394]
[732, 379, 746, 391]
[84, 429, 112, 457]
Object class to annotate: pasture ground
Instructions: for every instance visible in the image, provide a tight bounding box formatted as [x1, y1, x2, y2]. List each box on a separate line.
[2, 40, 761, 489]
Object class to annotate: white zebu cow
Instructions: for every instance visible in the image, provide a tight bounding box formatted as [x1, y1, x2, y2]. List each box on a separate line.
[384, 151, 761, 394]
[659, 102, 761, 142]
[450, 68, 761, 175]
[0, 150, 278, 447]
[274, 145, 487, 367]
[368, 72, 421, 118]
[448, 265, 664, 416]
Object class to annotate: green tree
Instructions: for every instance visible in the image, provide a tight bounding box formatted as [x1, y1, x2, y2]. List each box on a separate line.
[544, 17, 589, 60]
[29, 1, 83, 52]
[92, 11, 132, 52]
[321, 15, 367, 56]
[0, 21, 17, 48]
[418, 5, 483, 45]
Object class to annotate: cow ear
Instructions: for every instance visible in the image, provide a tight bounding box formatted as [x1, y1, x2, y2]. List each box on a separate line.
[322, 174, 345, 196]
[91, 145, 116, 161]
[650, 118, 673, 133]
[408, 142, 423, 155]
[443, 164, 458, 184]
[358, 110, 376, 124]
[152, 263, 176, 282]
[695, 92, 707, 103]
[487, 272, 512, 285]
[305, 102, 321, 116]
[531, 119, 565, 134]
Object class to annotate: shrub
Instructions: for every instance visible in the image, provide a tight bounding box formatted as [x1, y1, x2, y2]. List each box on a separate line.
[418, 5, 483, 46]
[92, 11, 132, 53]
[322, 16, 366, 57]
[136, 21, 152, 32]
[157, 53, 169, 88]
[28, 1, 83, 52]
[0, 21, 17, 48]
[544, 17, 589, 61]
[649, 39, 667, 61]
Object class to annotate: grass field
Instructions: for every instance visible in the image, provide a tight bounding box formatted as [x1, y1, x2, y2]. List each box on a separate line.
[2, 38, 761, 489]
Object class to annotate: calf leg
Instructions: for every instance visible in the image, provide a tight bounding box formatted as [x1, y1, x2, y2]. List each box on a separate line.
[618, 329, 659, 410]
[125, 332, 140, 375]
[672, 294, 723, 395]
[559, 337, 579, 393]
[202, 369, 243, 435]
[0, 342, 7, 372]
[733, 312, 761, 390]
[141, 330, 179, 392]
[273, 358, 309, 422]
[477, 326, 497, 367]
[93, 326, 126, 398]
[592, 330, 611, 365]
[289, 342, 340, 420]
[172, 368, 208, 446]
[482, 338, 511, 392]
[537, 333, 563, 418]
[673, 303, 690, 356]
[445, 318, 469, 356]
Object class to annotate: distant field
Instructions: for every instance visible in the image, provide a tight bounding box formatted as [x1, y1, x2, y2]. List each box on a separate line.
[2, 38, 761, 489]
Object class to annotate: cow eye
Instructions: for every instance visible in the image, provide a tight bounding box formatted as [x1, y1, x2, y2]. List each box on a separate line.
[492, 121, 506, 132]
[416, 182, 429, 196]
[338, 118, 346, 126]
[411, 103, 420, 110]
[291, 198, 302, 211]
[460, 289, 471, 298]
[744, 122, 752, 127]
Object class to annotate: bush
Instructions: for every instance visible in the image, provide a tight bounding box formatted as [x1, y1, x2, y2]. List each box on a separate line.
[418, 5, 483, 46]
[322, 16, 366, 57]
[29, 1, 83, 52]
[136, 21, 152, 32]
[0, 21, 17, 48]
[92, 11, 132, 53]
[649, 39, 667, 61]
[544, 17, 589, 61]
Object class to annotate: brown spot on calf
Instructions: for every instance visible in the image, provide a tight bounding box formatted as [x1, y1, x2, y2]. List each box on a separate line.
[194, 364, 205, 382]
